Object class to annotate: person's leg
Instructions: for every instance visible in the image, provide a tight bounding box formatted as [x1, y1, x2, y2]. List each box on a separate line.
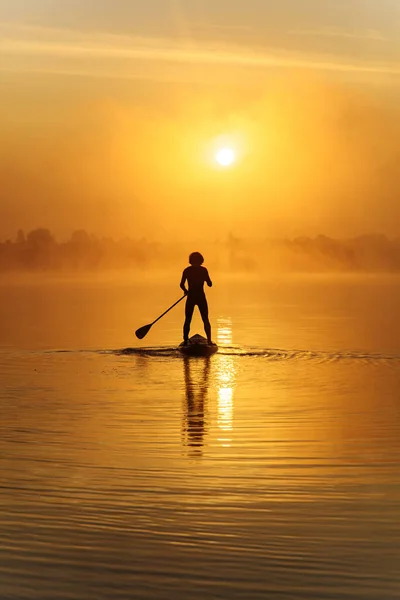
[198, 296, 212, 343]
[184, 297, 195, 342]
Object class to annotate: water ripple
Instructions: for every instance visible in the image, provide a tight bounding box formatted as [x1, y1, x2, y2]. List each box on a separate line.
[116, 345, 400, 365]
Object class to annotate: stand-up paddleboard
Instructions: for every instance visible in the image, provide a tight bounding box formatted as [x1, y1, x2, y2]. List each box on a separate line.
[179, 334, 218, 357]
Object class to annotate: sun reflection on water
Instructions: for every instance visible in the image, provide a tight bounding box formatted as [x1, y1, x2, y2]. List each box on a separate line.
[216, 319, 236, 446]
[217, 318, 233, 346]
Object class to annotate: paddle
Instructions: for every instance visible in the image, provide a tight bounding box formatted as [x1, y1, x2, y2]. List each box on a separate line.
[135, 295, 186, 339]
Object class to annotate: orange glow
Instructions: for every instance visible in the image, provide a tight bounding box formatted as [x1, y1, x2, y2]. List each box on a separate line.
[1, 69, 399, 241]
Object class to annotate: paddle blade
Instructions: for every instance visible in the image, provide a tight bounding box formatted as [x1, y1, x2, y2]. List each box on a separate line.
[135, 323, 152, 340]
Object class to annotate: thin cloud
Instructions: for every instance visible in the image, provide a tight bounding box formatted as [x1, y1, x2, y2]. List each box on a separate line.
[1, 22, 399, 79]
[291, 27, 386, 42]
[192, 22, 253, 32]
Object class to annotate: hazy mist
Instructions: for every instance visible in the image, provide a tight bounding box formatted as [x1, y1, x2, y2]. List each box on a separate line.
[2, 228, 400, 275]
[1, 2, 400, 242]
[1, 74, 400, 242]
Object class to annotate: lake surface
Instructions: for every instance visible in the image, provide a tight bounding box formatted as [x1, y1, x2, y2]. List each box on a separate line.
[1, 275, 400, 599]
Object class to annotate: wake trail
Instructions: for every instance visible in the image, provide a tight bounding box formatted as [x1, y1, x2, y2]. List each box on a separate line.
[116, 346, 400, 364]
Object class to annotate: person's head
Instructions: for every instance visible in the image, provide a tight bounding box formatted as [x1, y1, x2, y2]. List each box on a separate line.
[189, 252, 204, 266]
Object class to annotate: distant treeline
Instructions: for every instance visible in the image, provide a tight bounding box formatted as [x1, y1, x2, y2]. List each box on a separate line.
[1, 229, 400, 273]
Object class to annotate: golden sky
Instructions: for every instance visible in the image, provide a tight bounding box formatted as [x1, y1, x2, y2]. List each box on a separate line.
[1, 1, 400, 240]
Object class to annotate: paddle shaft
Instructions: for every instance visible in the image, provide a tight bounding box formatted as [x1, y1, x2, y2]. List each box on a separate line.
[151, 295, 185, 326]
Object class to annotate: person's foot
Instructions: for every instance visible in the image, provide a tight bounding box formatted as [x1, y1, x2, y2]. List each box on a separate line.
[182, 339, 189, 346]
[207, 340, 216, 346]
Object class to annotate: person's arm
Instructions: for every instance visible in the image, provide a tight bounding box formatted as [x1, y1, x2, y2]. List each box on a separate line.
[205, 268, 212, 288]
[180, 269, 188, 295]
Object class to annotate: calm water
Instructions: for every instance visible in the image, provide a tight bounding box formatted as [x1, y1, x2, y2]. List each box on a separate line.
[1, 275, 400, 599]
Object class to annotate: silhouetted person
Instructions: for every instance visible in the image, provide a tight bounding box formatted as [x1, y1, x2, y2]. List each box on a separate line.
[180, 252, 214, 345]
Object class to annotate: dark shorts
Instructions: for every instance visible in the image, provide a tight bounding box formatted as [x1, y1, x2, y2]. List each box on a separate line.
[185, 293, 209, 321]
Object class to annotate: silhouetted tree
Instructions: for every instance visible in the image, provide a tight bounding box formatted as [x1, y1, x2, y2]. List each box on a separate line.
[16, 229, 26, 245]
[25, 228, 56, 269]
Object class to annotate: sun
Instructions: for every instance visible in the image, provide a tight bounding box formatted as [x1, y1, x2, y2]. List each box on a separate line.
[216, 147, 236, 167]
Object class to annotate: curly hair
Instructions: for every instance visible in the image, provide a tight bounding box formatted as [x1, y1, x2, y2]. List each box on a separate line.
[189, 252, 204, 266]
